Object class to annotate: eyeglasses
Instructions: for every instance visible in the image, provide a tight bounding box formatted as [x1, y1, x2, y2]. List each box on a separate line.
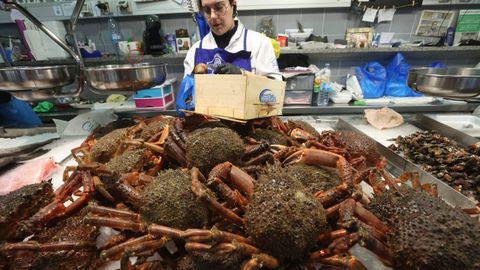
[202, 2, 229, 18]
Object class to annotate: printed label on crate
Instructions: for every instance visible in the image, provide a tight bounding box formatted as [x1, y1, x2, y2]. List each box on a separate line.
[259, 89, 277, 103]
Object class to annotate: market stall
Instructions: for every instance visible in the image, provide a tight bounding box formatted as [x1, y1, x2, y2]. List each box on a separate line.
[0, 0, 480, 269]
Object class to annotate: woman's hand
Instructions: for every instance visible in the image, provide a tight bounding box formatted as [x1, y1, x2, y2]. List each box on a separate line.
[214, 63, 243, 74]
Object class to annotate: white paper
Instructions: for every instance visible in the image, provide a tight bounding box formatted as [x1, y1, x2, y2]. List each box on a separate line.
[0, 133, 60, 151]
[172, 0, 184, 5]
[378, 8, 396, 22]
[61, 110, 118, 136]
[362, 8, 378, 23]
[416, 10, 455, 37]
[379, 32, 394, 44]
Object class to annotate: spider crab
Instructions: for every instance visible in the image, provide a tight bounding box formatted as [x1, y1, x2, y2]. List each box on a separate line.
[1, 209, 98, 270]
[363, 169, 480, 270]
[0, 170, 95, 240]
[185, 149, 389, 269]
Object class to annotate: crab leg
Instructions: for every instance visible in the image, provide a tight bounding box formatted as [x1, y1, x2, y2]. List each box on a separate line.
[148, 224, 184, 239]
[284, 149, 354, 186]
[315, 182, 351, 208]
[338, 198, 389, 234]
[244, 152, 274, 167]
[100, 235, 153, 261]
[1, 240, 95, 252]
[290, 128, 317, 142]
[93, 175, 115, 202]
[208, 162, 255, 196]
[182, 228, 251, 244]
[185, 242, 213, 251]
[421, 183, 438, 197]
[124, 139, 165, 154]
[241, 254, 280, 270]
[244, 142, 270, 158]
[305, 140, 349, 157]
[463, 205, 480, 215]
[87, 204, 140, 221]
[318, 229, 349, 245]
[208, 177, 248, 210]
[209, 241, 260, 257]
[315, 255, 367, 270]
[164, 139, 187, 166]
[85, 216, 145, 232]
[120, 237, 168, 270]
[310, 233, 361, 260]
[366, 169, 387, 195]
[192, 168, 245, 226]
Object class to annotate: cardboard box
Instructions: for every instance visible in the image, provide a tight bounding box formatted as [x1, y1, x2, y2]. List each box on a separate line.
[195, 73, 286, 120]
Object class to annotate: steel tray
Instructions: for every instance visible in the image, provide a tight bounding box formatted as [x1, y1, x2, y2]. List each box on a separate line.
[334, 116, 477, 209]
[408, 67, 480, 99]
[84, 63, 167, 94]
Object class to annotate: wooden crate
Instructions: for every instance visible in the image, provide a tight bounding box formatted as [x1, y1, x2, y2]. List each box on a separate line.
[194, 73, 286, 120]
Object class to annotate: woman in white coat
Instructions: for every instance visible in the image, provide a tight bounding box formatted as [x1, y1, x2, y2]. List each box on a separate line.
[183, 0, 281, 80]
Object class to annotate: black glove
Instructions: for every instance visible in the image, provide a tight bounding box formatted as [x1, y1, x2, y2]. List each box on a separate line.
[214, 63, 243, 74]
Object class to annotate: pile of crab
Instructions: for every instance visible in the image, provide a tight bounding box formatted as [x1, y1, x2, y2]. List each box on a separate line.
[1, 113, 480, 270]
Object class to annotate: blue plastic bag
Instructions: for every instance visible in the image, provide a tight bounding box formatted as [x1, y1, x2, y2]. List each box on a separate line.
[385, 53, 422, 97]
[355, 62, 386, 99]
[176, 75, 195, 117]
[427, 61, 447, 68]
[0, 91, 42, 128]
[194, 12, 210, 39]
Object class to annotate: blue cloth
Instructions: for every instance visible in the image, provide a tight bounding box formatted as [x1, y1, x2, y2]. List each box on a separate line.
[0, 91, 42, 128]
[194, 28, 252, 74]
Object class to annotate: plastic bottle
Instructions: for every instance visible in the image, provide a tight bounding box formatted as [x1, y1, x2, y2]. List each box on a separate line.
[317, 63, 331, 106]
[108, 17, 123, 56]
[312, 75, 321, 106]
[446, 27, 455, 47]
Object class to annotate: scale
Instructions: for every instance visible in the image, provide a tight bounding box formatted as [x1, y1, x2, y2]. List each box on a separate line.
[0, 0, 167, 100]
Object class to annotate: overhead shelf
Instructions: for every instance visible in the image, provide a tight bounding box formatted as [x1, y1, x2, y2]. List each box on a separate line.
[4, 46, 480, 67]
[280, 46, 480, 55]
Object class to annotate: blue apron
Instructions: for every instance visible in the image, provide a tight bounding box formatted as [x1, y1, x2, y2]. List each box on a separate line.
[194, 28, 252, 74]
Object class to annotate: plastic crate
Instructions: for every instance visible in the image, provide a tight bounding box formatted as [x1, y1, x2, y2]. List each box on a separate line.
[285, 74, 314, 91]
[284, 90, 312, 105]
[134, 79, 175, 109]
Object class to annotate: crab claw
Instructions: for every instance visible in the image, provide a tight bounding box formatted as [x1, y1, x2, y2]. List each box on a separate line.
[284, 149, 357, 207]
[290, 128, 316, 142]
[284, 149, 353, 184]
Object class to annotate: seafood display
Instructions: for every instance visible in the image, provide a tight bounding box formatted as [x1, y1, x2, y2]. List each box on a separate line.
[389, 130, 480, 202]
[1, 113, 479, 270]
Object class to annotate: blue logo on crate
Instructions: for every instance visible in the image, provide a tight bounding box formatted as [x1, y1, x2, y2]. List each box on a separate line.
[259, 89, 277, 103]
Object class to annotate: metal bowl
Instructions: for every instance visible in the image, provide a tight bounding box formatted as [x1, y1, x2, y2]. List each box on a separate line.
[408, 67, 480, 99]
[84, 63, 167, 93]
[0, 65, 76, 91]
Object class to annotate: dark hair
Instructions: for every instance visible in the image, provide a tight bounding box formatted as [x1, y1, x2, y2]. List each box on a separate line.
[197, 0, 237, 17]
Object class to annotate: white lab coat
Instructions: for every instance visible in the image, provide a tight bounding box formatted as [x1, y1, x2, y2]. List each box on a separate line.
[183, 19, 282, 80]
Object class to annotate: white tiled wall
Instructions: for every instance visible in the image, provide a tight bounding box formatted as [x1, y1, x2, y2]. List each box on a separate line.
[0, 6, 474, 89]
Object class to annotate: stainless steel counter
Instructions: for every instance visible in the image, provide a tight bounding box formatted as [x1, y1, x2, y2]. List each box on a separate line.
[36, 102, 479, 122]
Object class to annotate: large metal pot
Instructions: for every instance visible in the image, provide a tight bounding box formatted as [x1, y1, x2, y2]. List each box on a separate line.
[84, 63, 167, 93]
[408, 68, 480, 99]
[0, 65, 76, 91]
